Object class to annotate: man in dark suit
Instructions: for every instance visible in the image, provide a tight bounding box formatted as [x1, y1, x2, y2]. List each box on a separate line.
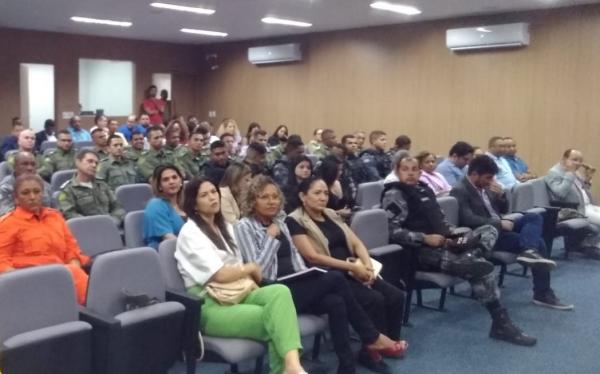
[451, 155, 573, 311]
[35, 119, 56, 152]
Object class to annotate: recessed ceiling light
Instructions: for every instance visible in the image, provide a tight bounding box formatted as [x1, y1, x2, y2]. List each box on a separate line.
[150, 2, 215, 15]
[261, 17, 312, 28]
[180, 28, 228, 37]
[369, 2, 422, 16]
[70, 16, 132, 27]
[476, 27, 492, 33]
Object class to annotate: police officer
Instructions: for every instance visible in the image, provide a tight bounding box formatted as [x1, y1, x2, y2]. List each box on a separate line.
[177, 128, 208, 179]
[91, 126, 109, 161]
[137, 125, 180, 182]
[96, 135, 138, 190]
[58, 149, 124, 226]
[38, 129, 76, 180]
[360, 130, 391, 180]
[271, 135, 305, 187]
[341, 134, 376, 185]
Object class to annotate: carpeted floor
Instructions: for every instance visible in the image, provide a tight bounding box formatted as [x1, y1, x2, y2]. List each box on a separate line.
[171, 245, 600, 374]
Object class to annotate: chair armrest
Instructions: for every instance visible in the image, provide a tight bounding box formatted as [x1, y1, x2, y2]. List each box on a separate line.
[549, 200, 579, 209]
[166, 289, 202, 361]
[78, 307, 121, 374]
[534, 205, 561, 212]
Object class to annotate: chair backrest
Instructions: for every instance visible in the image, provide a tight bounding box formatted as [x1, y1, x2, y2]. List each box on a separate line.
[86, 247, 167, 317]
[51, 190, 61, 208]
[356, 181, 384, 210]
[511, 181, 535, 212]
[350, 208, 389, 249]
[74, 141, 94, 150]
[124, 210, 145, 248]
[158, 239, 186, 292]
[530, 178, 551, 207]
[115, 183, 153, 213]
[50, 169, 76, 193]
[67, 215, 124, 257]
[40, 140, 57, 153]
[437, 196, 459, 226]
[306, 154, 318, 167]
[0, 161, 10, 180]
[0, 265, 78, 343]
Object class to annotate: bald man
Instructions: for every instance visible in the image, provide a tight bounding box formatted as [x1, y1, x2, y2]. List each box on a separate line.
[6, 129, 44, 170]
[0, 151, 52, 215]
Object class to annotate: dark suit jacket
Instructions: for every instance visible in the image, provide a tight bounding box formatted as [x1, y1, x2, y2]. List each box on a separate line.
[35, 130, 52, 152]
[450, 176, 509, 231]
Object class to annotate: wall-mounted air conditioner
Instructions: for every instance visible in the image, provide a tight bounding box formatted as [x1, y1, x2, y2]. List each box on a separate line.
[446, 23, 530, 52]
[248, 43, 302, 65]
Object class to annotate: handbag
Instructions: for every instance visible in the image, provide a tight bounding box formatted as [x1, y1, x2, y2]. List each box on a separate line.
[205, 276, 258, 306]
[347, 257, 383, 279]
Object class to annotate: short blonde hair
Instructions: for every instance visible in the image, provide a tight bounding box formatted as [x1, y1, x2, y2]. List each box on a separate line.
[239, 175, 285, 218]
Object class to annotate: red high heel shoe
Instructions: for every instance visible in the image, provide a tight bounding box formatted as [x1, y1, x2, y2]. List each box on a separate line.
[379, 340, 409, 359]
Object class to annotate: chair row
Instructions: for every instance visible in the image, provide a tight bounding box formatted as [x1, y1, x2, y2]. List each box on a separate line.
[0, 246, 328, 374]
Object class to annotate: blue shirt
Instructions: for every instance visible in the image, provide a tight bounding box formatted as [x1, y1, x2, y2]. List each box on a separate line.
[486, 152, 520, 189]
[117, 124, 147, 141]
[143, 197, 185, 249]
[68, 127, 92, 142]
[435, 158, 466, 187]
[504, 155, 529, 176]
[0, 136, 18, 159]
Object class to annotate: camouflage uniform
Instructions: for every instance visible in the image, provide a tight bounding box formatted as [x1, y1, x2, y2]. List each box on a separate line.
[125, 147, 144, 162]
[311, 145, 331, 160]
[38, 148, 77, 180]
[176, 146, 207, 179]
[0, 174, 52, 216]
[136, 148, 179, 182]
[381, 181, 500, 304]
[345, 154, 377, 185]
[96, 156, 138, 190]
[94, 148, 110, 162]
[58, 176, 125, 225]
[359, 149, 391, 180]
[6, 152, 44, 172]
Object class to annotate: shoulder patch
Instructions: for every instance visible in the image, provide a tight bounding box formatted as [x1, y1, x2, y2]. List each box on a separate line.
[60, 179, 72, 189]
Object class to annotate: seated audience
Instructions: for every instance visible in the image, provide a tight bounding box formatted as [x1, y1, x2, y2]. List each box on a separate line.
[164, 120, 183, 152]
[307, 128, 323, 155]
[486, 136, 520, 189]
[68, 115, 91, 142]
[1, 117, 23, 159]
[38, 130, 76, 180]
[382, 155, 535, 346]
[0, 151, 51, 216]
[236, 176, 408, 373]
[203, 140, 230, 186]
[313, 128, 337, 159]
[360, 130, 391, 180]
[6, 129, 43, 168]
[90, 126, 109, 161]
[383, 150, 411, 184]
[268, 125, 289, 147]
[415, 151, 452, 196]
[244, 143, 269, 176]
[220, 133, 237, 159]
[106, 118, 128, 145]
[93, 114, 108, 131]
[35, 119, 57, 152]
[178, 128, 207, 179]
[544, 149, 600, 259]
[287, 176, 408, 361]
[272, 135, 305, 188]
[58, 149, 124, 226]
[386, 135, 411, 159]
[219, 162, 252, 224]
[216, 118, 242, 151]
[240, 128, 268, 157]
[282, 155, 313, 213]
[137, 125, 181, 182]
[317, 156, 352, 218]
[0, 174, 90, 304]
[174, 177, 307, 374]
[435, 141, 474, 187]
[354, 131, 366, 153]
[143, 165, 186, 250]
[342, 134, 375, 185]
[451, 156, 572, 310]
[96, 135, 138, 190]
[503, 137, 536, 182]
[118, 114, 147, 141]
[473, 146, 485, 157]
[124, 130, 146, 162]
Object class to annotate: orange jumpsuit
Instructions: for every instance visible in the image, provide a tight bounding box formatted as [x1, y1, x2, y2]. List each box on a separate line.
[0, 207, 90, 304]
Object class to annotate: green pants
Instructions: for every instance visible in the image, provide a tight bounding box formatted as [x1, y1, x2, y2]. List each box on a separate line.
[189, 284, 302, 374]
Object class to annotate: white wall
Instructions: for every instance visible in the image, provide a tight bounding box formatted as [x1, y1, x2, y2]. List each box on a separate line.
[19, 63, 55, 131]
[79, 58, 134, 116]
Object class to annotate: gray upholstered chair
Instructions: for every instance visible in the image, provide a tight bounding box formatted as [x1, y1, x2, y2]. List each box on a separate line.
[40, 140, 57, 154]
[355, 180, 384, 210]
[50, 169, 76, 193]
[0, 161, 10, 180]
[0, 265, 93, 374]
[124, 210, 145, 248]
[67, 215, 124, 257]
[81, 247, 194, 374]
[115, 183, 153, 213]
